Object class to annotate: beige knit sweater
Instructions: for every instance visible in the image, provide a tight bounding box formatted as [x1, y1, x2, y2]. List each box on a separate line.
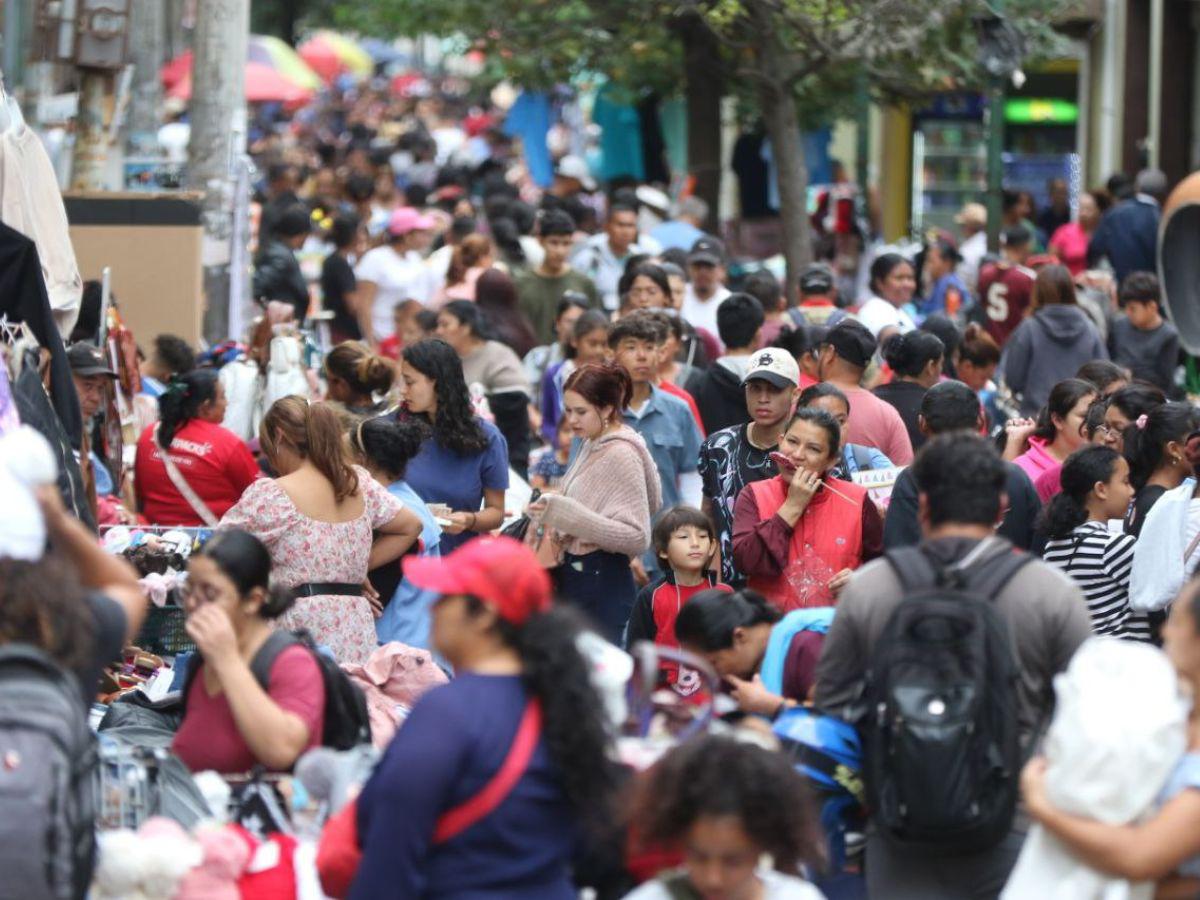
[538, 426, 663, 558]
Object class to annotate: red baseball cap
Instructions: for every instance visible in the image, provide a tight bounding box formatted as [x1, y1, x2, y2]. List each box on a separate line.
[403, 536, 553, 625]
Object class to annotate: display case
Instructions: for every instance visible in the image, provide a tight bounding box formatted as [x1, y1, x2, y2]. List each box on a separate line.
[912, 119, 987, 237]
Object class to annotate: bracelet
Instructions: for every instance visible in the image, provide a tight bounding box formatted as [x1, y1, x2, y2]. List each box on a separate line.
[468, 512, 477, 531]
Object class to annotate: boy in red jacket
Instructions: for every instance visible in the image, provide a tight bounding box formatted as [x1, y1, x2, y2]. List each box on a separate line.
[624, 506, 731, 694]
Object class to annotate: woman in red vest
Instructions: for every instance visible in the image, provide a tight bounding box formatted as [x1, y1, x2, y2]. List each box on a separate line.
[731, 408, 883, 609]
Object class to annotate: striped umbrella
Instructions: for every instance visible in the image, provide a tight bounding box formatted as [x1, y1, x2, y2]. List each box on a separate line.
[298, 32, 374, 83]
[161, 35, 322, 93]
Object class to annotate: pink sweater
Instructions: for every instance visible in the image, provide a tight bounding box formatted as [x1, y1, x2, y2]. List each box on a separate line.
[1013, 436, 1058, 483]
[539, 427, 663, 558]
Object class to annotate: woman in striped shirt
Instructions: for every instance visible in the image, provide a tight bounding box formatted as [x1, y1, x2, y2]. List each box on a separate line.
[1042, 445, 1150, 641]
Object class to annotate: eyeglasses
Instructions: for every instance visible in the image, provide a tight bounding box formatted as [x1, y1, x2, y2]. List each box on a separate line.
[179, 581, 222, 606]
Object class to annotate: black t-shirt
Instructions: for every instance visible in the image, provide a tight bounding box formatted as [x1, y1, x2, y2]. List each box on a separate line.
[1125, 484, 1168, 538]
[79, 593, 127, 708]
[321, 253, 361, 339]
[873, 380, 929, 453]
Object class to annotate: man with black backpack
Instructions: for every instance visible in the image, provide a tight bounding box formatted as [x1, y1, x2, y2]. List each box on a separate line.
[814, 433, 1091, 899]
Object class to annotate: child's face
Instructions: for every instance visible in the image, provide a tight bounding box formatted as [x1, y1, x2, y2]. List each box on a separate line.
[681, 814, 761, 900]
[664, 524, 714, 575]
[401, 316, 424, 346]
[1125, 299, 1159, 330]
[573, 328, 610, 366]
[556, 420, 574, 453]
[1098, 456, 1135, 520]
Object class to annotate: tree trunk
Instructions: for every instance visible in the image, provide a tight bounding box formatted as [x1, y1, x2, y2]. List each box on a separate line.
[187, 0, 249, 343]
[758, 76, 810, 301]
[70, 70, 111, 190]
[677, 13, 723, 231]
[126, 0, 165, 158]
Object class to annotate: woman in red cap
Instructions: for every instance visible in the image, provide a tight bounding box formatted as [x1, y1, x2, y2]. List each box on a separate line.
[349, 536, 618, 899]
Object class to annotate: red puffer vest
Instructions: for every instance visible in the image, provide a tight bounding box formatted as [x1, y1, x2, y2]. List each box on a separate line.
[747, 475, 867, 610]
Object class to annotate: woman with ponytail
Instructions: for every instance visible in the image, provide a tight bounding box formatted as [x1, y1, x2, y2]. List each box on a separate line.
[1042, 445, 1149, 640]
[173, 529, 326, 773]
[1007, 378, 1097, 483]
[134, 369, 260, 526]
[350, 536, 618, 899]
[434, 233, 493, 304]
[220, 396, 422, 663]
[1123, 402, 1200, 537]
[324, 342, 396, 416]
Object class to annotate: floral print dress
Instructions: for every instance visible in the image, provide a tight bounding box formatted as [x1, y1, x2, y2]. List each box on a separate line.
[220, 465, 403, 664]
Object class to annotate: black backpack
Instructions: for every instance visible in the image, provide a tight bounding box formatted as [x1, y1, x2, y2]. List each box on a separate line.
[0, 645, 97, 900]
[863, 541, 1031, 856]
[183, 629, 371, 752]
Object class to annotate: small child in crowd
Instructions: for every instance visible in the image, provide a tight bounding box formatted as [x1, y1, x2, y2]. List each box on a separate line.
[625, 506, 730, 694]
[529, 416, 572, 490]
[1108, 271, 1180, 395]
[540, 308, 611, 442]
[379, 300, 434, 360]
[1042, 445, 1151, 641]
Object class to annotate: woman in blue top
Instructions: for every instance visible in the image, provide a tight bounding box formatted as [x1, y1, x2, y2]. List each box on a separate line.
[399, 339, 509, 553]
[350, 537, 618, 899]
[355, 415, 442, 649]
[1021, 576, 1200, 894]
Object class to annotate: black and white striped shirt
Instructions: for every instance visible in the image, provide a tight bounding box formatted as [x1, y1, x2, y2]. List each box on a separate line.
[1044, 521, 1152, 641]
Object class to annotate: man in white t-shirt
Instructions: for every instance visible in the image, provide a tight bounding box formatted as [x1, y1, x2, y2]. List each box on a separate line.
[680, 236, 732, 341]
[354, 207, 436, 343]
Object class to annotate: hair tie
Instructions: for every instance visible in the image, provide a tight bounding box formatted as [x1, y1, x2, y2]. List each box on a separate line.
[1136, 414, 1149, 430]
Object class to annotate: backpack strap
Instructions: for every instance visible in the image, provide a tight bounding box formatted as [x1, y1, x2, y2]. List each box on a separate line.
[884, 546, 940, 592]
[180, 629, 301, 715]
[886, 539, 1033, 599]
[432, 699, 543, 844]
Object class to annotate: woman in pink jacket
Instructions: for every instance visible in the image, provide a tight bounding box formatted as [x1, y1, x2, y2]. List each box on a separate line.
[528, 363, 662, 642]
[1005, 378, 1096, 484]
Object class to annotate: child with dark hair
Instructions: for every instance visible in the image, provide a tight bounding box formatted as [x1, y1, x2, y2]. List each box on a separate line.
[1109, 271, 1180, 393]
[625, 735, 825, 900]
[1042, 445, 1149, 641]
[624, 506, 731, 693]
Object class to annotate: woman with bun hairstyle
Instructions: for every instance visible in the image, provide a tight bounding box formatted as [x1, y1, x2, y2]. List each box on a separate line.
[353, 416, 443, 648]
[732, 408, 882, 611]
[400, 339, 510, 553]
[625, 735, 825, 900]
[1006, 378, 1097, 484]
[1041, 445, 1149, 640]
[528, 363, 662, 642]
[872, 330, 945, 452]
[173, 529, 326, 773]
[220, 397, 422, 664]
[134, 369, 260, 526]
[675, 588, 833, 717]
[436, 300, 534, 478]
[350, 537, 619, 899]
[325, 342, 395, 416]
[1124, 402, 1200, 537]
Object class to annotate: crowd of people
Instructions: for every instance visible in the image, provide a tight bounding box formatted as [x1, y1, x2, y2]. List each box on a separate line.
[7, 78, 1200, 899]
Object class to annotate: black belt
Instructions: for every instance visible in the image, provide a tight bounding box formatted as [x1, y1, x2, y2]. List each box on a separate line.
[292, 582, 364, 598]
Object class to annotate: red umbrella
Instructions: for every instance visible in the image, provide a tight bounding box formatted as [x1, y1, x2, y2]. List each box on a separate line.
[297, 39, 341, 83]
[161, 50, 193, 89]
[168, 61, 314, 104]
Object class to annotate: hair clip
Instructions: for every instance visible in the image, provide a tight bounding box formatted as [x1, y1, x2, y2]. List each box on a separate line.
[1136, 414, 1149, 430]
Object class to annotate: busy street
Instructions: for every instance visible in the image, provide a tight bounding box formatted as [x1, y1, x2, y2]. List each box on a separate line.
[1, 0, 1200, 897]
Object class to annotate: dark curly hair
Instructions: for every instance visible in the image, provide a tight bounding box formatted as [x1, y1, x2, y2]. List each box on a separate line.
[401, 339, 488, 455]
[352, 416, 424, 482]
[157, 369, 220, 448]
[1040, 445, 1124, 541]
[675, 588, 781, 652]
[0, 557, 95, 670]
[466, 599, 619, 830]
[627, 735, 824, 875]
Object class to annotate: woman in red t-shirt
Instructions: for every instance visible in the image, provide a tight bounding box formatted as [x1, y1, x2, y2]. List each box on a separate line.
[172, 529, 324, 773]
[134, 370, 260, 526]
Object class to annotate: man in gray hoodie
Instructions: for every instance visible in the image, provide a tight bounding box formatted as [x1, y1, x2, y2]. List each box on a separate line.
[999, 265, 1108, 417]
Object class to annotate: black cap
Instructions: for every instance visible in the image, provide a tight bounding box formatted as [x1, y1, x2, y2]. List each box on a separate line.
[799, 263, 835, 295]
[688, 236, 726, 266]
[822, 319, 876, 369]
[67, 342, 117, 378]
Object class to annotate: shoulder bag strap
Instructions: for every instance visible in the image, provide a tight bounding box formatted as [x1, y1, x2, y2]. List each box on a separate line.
[432, 699, 543, 845]
[1184, 527, 1200, 565]
[153, 424, 220, 527]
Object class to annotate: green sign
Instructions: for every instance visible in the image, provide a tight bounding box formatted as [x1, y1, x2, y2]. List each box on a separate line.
[1004, 98, 1078, 125]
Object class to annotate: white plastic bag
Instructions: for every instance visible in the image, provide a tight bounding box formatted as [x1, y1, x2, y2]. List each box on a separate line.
[1002, 638, 1189, 899]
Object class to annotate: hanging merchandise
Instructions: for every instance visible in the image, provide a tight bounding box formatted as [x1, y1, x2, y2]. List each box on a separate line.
[0, 221, 84, 445]
[0, 80, 83, 337]
[503, 92, 554, 189]
[593, 82, 645, 183]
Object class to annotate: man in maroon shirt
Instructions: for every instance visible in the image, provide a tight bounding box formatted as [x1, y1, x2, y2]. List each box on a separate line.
[976, 225, 1035, 345]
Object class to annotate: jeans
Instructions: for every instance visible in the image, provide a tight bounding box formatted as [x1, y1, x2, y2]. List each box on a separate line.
[865, 827, 1026, 899]
[555, 550, 636, 644]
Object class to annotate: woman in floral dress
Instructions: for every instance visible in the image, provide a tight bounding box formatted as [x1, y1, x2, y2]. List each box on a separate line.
[220, 397, 422, 664]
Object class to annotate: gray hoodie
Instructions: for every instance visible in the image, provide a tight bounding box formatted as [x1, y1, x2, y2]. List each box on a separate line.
[1001, 304, 1108, 416]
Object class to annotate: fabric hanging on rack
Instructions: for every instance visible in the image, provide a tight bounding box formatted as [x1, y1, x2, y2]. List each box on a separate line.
[0, 221, 82, 446]
[0, 120, 83, 336]
[0, 364, 18, 436]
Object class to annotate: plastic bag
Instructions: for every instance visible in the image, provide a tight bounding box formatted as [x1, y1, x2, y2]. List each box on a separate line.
[1002, 638, 1188, 899]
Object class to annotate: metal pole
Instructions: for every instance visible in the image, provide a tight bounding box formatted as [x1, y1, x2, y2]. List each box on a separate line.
[187, 0, 249, 343]
[1148, 0, 1164, 169]
[985, 75, 1006, 254]
[125, 0, 165, 158]
[70, 69, 111, 190]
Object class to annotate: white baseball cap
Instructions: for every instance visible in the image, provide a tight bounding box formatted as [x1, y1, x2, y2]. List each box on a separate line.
[742, 348, 800, 389]
[555, 155, 597, 191]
